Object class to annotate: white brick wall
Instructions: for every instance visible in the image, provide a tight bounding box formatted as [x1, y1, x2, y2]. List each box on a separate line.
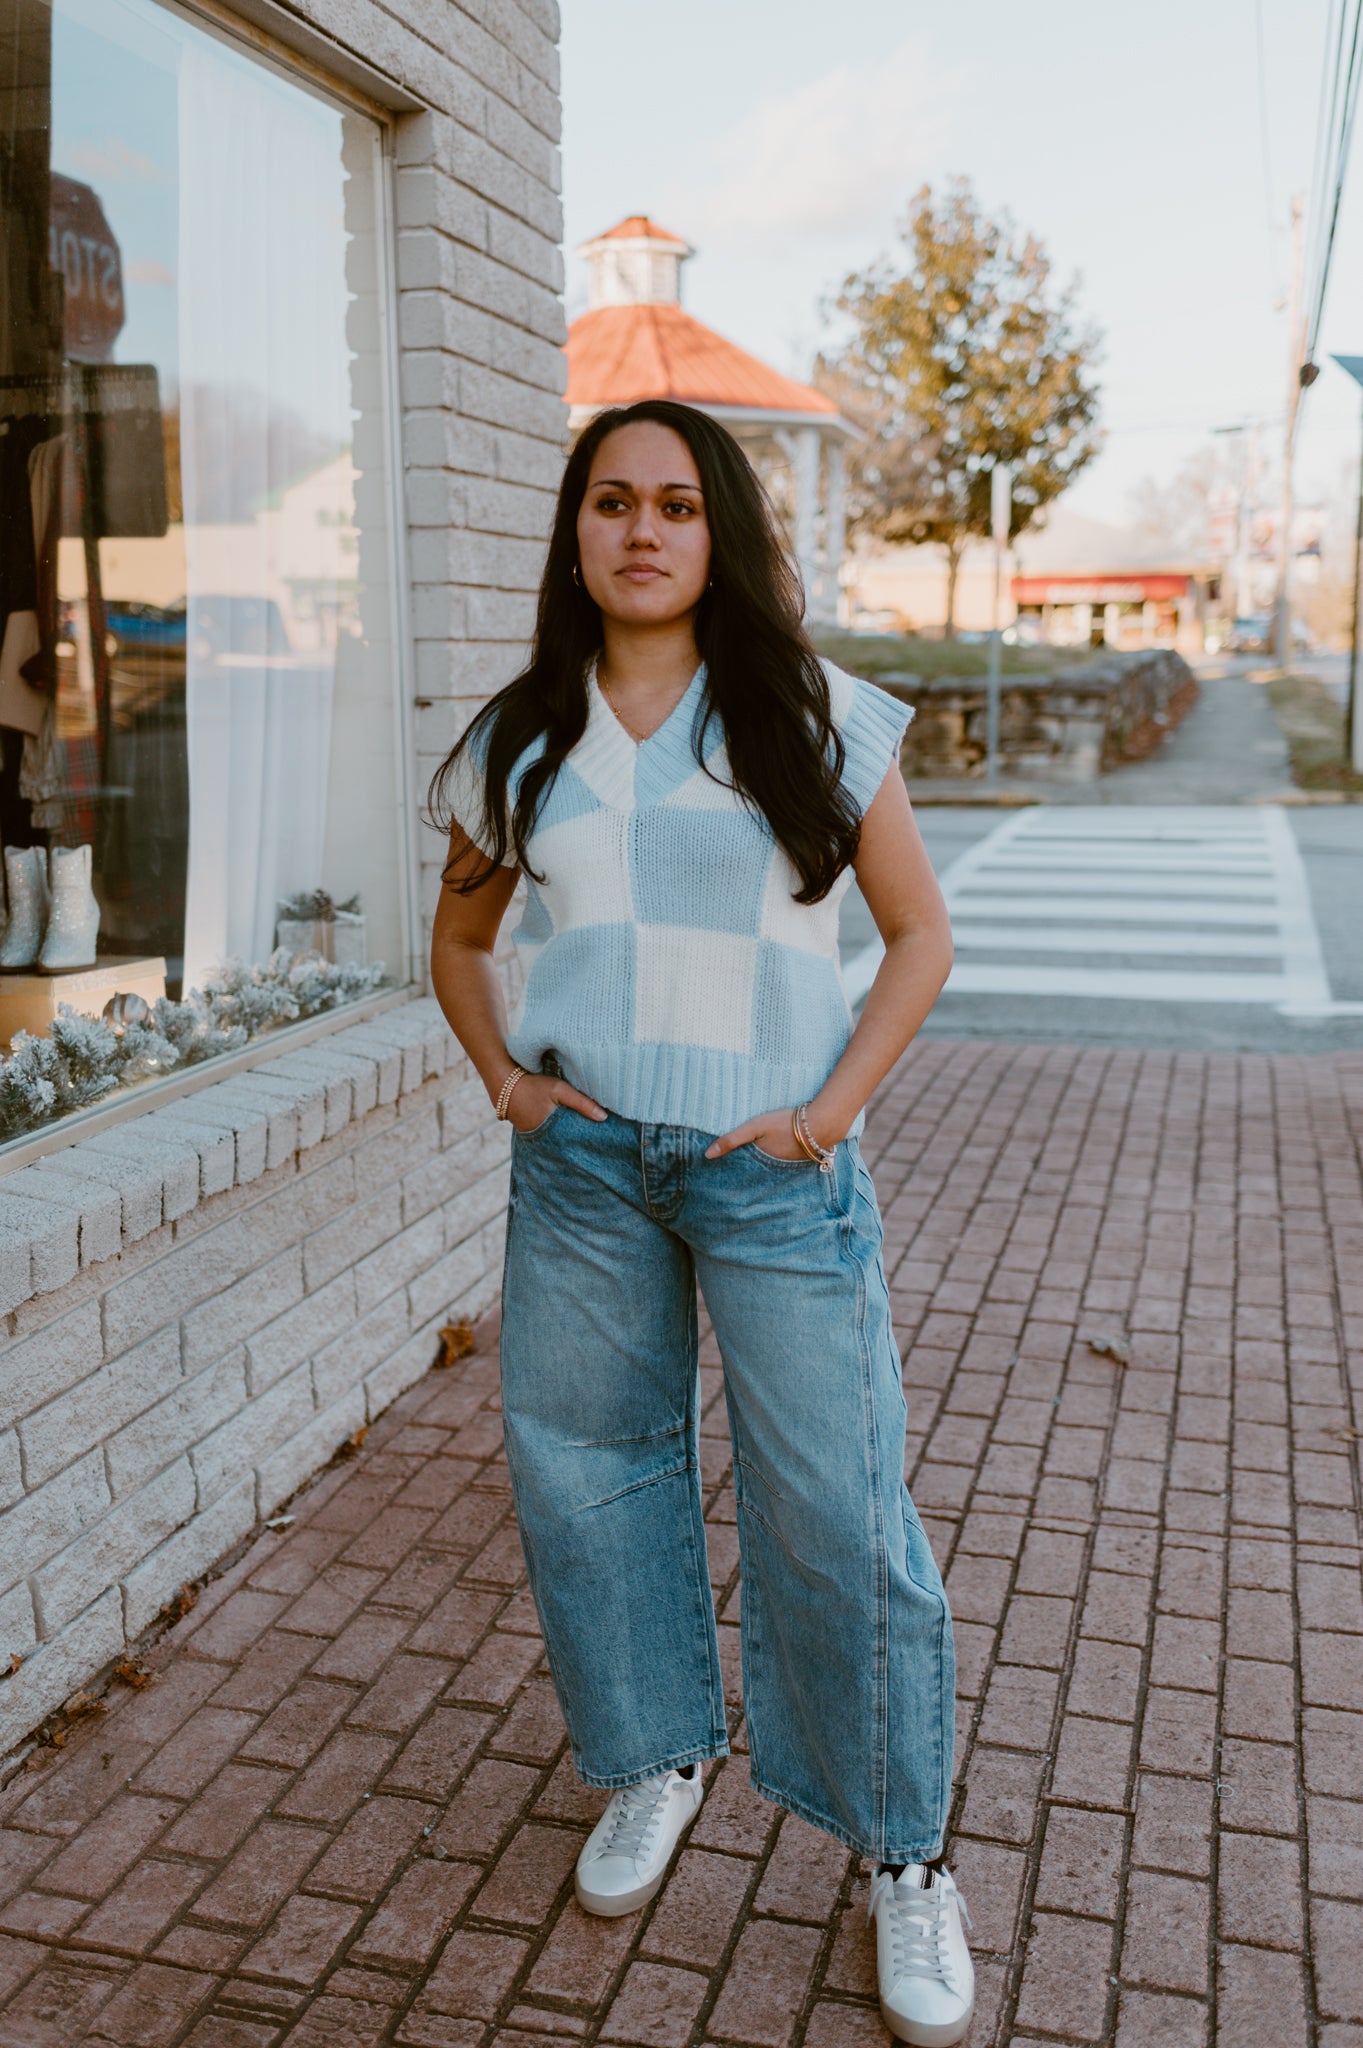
[0, 0, 564, 1752]
[0, 1003, 509, 1752]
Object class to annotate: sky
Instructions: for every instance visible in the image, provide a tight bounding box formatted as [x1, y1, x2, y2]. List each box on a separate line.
[560, 0, 1363, 534]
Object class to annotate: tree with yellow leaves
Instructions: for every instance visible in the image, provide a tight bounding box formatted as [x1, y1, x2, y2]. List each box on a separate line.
[821, 178, 1103, 636]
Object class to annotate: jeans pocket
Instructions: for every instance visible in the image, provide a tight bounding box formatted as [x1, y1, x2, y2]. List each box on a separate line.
[515, 1102, 564, 1140]
[750, 1140, 827, 1169]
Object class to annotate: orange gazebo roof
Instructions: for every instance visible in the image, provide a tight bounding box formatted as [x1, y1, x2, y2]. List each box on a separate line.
[565, 301, 839, 419]
[590, 214, 690, 248]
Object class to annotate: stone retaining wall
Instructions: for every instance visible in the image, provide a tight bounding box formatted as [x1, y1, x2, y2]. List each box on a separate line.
[894, 651, 1198, 781]
[0, 1000, 499, 1754]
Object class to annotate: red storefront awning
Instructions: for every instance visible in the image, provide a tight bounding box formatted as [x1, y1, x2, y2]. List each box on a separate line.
[1012, 573, 1191, 605]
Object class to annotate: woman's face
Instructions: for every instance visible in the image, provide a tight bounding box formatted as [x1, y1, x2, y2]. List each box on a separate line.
[576, 422, 711, 626]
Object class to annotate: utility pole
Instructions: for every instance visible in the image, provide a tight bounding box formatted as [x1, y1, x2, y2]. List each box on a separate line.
[1212, 421, 1263, 619]
[985, 463, 1012, 788]
[1275, 196, 1306, 668]
[1342, 407, 1350, 770]
[1332, 356, 1363, 771]
[1240, 421, 1263, 618]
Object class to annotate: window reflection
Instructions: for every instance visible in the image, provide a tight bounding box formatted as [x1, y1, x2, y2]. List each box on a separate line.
[0, 0, 401, 1036]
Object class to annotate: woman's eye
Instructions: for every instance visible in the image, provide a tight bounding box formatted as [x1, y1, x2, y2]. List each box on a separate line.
[595, 495, 627, 512]
[664, 500, 696, 516]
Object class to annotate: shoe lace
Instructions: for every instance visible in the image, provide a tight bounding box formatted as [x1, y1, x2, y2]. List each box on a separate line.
[597, 1774, 671, 1860]
[869, 1870, 972, 1986]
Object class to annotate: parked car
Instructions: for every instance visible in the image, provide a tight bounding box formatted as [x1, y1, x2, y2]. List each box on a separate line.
[188, 595, 292, 663]
[1226, 614, 1273, 653]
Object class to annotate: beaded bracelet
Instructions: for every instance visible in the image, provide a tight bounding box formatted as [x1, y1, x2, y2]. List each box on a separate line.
[792, 1102, 836, 1172]
[495, 1065, 528, 1120]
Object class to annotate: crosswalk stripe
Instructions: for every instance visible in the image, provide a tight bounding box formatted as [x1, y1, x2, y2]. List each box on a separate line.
[945, 924, 1283, 957]
[944, 963, 1297, 1003]
[970, 852, 1276, 875]
[947, 896, 1283, 927]
[956, 871, 1277, 899]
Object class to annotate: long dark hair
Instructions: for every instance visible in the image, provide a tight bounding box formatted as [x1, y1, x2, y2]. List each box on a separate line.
[429, 399, 859, 903]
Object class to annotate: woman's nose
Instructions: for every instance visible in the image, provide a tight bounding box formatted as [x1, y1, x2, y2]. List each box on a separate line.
[626, 508, 661, 547]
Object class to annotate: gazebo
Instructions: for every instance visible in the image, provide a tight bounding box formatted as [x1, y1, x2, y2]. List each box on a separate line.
[565, 216, 855, 624]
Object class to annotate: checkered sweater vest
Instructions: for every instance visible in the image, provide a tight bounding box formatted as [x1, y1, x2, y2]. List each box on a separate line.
[450, 661, 913, 1134]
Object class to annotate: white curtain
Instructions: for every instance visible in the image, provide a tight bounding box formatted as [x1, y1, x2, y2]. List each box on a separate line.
[176, 40, 349, 987]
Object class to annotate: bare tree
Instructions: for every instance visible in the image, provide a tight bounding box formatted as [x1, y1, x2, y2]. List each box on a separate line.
[1127, 446, 1218, 560]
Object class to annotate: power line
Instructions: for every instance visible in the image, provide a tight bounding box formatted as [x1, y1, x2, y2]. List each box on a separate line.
[1304, 0, 1363, 368]
[1308, 0, 1347, 252]
[1313, 3, 1363, 351]
[1253, 0, 1281, 298]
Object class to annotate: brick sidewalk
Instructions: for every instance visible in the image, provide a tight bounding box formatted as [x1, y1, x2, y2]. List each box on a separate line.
[1, 1038, 1360, 2047]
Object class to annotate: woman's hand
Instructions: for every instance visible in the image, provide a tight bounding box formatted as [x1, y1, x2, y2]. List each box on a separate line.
[704, 1104, 845, 1162]
[504, 1071, 607, 1134]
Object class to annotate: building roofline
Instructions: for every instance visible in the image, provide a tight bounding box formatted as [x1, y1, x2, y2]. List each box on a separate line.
[568, 399, 858, 437]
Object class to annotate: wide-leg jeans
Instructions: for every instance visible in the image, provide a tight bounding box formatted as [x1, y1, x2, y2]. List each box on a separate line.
[500, 1105, 955, 1863]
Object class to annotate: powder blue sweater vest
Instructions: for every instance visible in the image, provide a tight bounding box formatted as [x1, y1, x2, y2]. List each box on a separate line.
[450, 660, 912, 1134]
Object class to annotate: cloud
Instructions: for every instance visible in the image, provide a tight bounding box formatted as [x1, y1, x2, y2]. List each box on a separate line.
[658, 39, 957, 257]
[126, 259, 175, 287]
[64, 139, 161, 186]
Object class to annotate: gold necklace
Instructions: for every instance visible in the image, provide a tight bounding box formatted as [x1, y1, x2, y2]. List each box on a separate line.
[599, 673, 654, 745]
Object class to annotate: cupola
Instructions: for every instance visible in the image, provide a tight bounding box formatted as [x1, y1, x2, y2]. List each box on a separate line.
[578, 214, 693, 311]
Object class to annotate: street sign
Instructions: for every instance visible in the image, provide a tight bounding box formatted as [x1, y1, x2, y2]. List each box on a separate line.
[49, 172, 124, 363]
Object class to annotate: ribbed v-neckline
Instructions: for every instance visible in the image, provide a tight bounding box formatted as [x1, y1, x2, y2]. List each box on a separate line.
[590, 661, 704, 750]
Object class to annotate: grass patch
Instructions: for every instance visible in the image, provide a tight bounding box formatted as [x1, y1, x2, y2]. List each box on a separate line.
[1264, 670, 1363, 794]
[809, 626, 1092, 682]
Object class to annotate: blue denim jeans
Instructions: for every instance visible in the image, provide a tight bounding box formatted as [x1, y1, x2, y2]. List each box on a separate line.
[500, 1106, 955, 1863]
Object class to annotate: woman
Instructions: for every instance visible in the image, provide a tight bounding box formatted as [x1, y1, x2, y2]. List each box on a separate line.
[429, 399, 972, 2046]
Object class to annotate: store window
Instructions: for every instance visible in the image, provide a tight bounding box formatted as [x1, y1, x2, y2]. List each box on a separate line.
[0, 0, 407, 1142]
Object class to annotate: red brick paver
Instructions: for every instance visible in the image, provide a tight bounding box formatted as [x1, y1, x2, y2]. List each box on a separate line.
[1, 1039, 1360, 2045]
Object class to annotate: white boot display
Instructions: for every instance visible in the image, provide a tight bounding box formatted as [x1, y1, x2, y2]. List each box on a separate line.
[0, 846, 50, 971]
[39, 845, 99, 973]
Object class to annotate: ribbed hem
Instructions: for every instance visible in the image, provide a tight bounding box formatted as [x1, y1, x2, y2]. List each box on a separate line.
[508, 1038, 843, 1134]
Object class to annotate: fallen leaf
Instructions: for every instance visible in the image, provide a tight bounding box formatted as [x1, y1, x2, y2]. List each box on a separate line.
[1325, 1423, 1362, 1443]
[1087, 1332, 1132, 1367]
[114, 1659, 152, 1690]
[7, 1653, 22, 1676]
[51, 1730, 66, 1749]
[159, 1582, 198, 1623]
[434, 1319, 476, 1369]
[333, 1425, 369, 1463]
[60, 1689, 106, 1723]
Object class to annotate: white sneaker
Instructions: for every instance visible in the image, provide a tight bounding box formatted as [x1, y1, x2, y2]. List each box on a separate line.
[574, 1766, 704, 1916]
[870, 1861, 976, 2046]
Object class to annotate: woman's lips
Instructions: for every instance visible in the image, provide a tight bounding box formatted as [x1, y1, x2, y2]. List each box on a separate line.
[619, 565, 663, 580]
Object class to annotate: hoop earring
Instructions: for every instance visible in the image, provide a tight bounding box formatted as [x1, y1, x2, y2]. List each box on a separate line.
[572, 563, 583, 587]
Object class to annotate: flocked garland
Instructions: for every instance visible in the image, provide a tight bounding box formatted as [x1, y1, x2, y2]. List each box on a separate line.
[0, 951, 389, 1145]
